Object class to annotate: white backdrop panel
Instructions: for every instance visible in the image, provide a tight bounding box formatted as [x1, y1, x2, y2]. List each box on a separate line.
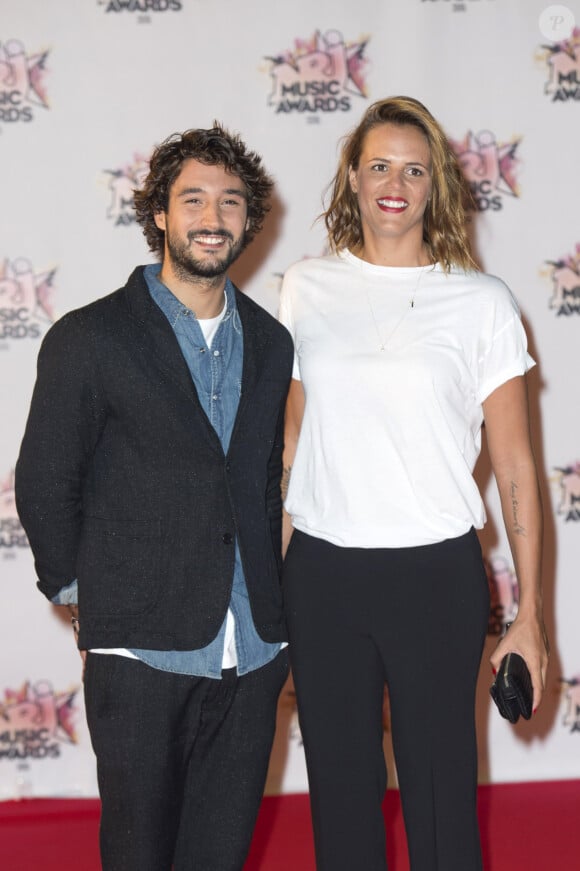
[1, 0, 579, 798]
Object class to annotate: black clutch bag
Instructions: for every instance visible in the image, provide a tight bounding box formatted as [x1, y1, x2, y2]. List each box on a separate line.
[490, 652, 533, 723]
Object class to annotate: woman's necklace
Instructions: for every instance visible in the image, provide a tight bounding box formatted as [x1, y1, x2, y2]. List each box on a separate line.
[365, 266, 425, 351]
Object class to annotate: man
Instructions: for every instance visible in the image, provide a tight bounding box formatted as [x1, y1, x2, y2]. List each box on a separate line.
[15, 125, 293, 871]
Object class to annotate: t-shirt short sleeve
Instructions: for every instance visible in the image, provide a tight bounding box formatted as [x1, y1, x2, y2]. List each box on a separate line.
[476, 293, 535, 403]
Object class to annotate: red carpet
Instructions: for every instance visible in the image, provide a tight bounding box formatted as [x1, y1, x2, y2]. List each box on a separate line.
[1, 781, 578, 870]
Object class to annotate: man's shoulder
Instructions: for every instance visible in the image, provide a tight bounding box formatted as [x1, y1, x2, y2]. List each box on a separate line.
[50, 267, 148, 332]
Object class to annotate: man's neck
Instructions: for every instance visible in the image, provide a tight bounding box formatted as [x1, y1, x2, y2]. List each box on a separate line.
[157, 264, 227, 318]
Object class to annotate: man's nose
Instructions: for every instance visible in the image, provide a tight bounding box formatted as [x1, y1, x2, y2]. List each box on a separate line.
[199, 200, 221, 227]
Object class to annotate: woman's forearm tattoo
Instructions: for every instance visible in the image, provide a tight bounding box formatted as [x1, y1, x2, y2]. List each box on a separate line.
[510, 480, 527, 536]
[281, 465, 292, 501]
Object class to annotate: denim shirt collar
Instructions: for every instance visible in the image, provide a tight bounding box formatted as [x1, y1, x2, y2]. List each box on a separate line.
[143, 263, 237, 327]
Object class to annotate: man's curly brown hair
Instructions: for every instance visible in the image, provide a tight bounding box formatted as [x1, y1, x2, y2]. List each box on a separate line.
[134, 123, 274, 258]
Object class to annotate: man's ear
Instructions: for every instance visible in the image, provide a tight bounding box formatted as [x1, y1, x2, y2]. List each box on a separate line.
[154, 211, 166, 231]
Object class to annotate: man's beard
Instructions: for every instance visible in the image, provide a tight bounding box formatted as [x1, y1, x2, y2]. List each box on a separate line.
[166, 228, 246, 281]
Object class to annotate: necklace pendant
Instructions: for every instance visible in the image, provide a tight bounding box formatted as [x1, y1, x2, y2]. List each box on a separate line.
[367, 266, 424, 353]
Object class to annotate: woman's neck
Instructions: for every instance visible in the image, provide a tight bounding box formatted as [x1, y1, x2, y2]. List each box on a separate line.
[353, 239, 432, 268]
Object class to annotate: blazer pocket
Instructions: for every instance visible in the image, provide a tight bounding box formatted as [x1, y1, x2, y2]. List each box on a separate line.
[77, 518, 162, 617]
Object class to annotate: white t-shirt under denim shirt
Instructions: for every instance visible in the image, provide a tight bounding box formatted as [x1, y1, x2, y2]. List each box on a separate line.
[278, 249, 535, 548]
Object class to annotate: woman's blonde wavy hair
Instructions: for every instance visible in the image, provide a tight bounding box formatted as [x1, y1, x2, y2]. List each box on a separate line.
[323, 96, 477, 272]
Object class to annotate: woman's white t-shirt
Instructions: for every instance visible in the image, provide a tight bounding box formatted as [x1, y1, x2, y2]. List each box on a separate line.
[279, 249, 535, 548]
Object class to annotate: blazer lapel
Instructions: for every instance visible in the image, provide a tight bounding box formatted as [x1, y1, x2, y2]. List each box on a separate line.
[232, 289, 271, 437]
[123, 268, 223, 454]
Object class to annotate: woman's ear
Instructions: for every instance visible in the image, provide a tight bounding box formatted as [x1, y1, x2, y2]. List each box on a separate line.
[348, 166, 358, 194]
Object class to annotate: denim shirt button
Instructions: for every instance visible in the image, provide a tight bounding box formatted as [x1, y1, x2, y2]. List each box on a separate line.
[222, 532, 233, 544]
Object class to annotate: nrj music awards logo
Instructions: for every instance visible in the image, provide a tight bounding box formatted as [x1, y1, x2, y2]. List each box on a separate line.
[0, 681, 79, 761]
[98, 0, 182, 13]
[451, 130, 521, 212]
[486, 555, 519, 636]
[552, 462, 580, 522]
[265, 29, 369, 117]
[539, 27, 580, 101]
[543, 244, 580, 315]
[0, 40, 49, 126]
[0, 471, 28, 553]
[0, 258, 56, 344]
[105, 153, 150, 226]
[561, 675, 580, 732]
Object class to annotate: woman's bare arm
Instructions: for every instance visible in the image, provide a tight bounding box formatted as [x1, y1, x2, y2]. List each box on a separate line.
[483, 374, 549, 711]
[282, 378, 305, 557]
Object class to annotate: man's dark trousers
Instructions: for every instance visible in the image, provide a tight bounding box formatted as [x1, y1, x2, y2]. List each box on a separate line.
[85, 649, 289, 871]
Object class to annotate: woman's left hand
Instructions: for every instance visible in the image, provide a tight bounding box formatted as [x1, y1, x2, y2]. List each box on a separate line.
[490, 613, 549, 713]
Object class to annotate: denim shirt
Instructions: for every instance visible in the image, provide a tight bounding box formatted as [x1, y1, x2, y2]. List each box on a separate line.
[53, 265, 282, 679]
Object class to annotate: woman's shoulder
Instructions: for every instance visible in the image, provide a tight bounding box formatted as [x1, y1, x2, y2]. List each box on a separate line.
[447, 266, 517, 304]
[280, 254, 346, 309]
[440, 268, 526, 336]
[283, 251, 342, 281]
[448, 264, 505, 288]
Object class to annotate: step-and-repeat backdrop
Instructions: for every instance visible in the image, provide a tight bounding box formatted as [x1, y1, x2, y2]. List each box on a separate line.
[1, 0, 579, 799]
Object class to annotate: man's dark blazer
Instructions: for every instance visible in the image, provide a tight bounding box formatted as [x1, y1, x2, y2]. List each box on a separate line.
[15, 267, 293, 651]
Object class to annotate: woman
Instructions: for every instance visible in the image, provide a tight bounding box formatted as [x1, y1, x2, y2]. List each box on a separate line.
[279, 97, 549, 871]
